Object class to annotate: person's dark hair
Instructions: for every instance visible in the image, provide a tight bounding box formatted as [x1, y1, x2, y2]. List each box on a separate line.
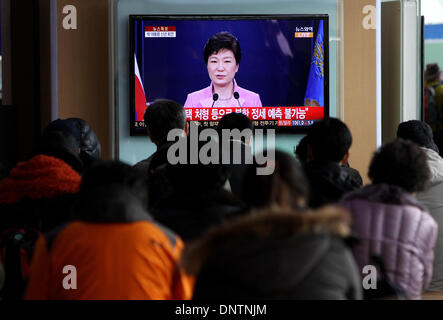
[217, 112, 253, 133]
[243, 150, 309, 209]
[425, 63, 440, 82]
[217, 112, 253, 146]
[204, 31, 241, 65]
[167, 135, 229, 192]
[66, 118, 102, 168]
[37, 119, 83, 173]
[80, 160, 148, 206]
[368, 139, 430, 193]
[396, 120, 439, 153]
[294, 136, 309, 166]
[307, 117, 352, 162]
[144, 99, 186, 146]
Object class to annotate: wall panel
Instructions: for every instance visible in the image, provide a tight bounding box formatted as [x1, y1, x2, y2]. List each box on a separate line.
[343, 0, 377, 182]
[58, 0, 111, 159]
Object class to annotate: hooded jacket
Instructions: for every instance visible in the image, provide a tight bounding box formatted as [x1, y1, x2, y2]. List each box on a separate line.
[304, 160, 362, 208]
[0, 154, 82, 300]
[181, 206, 362, 300]
[24, 185, 193, 300]
[66, 118, 101, 168]
[339, 184, 438, 299]
[416, 147, 443, 291]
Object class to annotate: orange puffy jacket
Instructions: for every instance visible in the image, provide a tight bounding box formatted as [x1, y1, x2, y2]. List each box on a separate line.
[24, 186, 194, 300]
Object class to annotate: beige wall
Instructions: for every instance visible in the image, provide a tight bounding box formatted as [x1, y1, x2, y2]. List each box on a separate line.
[343, 0, 377, 183]
[57, 0, 111, 159]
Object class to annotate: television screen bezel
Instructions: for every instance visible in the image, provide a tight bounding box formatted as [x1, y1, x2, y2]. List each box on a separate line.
[129, 14, 330, 136]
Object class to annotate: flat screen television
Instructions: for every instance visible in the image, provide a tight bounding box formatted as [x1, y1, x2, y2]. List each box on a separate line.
[130, 14, 329, 135]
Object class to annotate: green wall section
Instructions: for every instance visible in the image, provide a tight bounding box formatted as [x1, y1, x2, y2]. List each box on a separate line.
[425, 40, 443, 69]
[116, 0, 339, 164]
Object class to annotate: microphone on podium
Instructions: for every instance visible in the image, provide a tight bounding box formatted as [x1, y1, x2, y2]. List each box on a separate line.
[211, 93, 219, 108]
[233, 92, 242, 108]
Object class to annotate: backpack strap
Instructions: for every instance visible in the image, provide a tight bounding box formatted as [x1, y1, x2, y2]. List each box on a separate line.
[0, 228, 41, 300]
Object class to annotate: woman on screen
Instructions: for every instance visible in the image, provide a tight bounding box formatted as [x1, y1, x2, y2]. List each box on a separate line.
[184, 31, 263, 109]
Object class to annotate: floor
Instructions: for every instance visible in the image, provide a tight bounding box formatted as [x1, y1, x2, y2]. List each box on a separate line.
[421, 291, 443, 300]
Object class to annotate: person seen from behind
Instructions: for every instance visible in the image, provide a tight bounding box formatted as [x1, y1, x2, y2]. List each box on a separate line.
[339, 139, 438, 299]
[25, 161, 193, 300]
[217, 112, 254, 201]
[149, 135, 246, 242]
[134, 99, 188, 176]
[304, 117, 363, 208]
[397, 120, 443, 292]
[424, 63, 443, 156]
[181, 205, 362, 299]
[0, 119, 83, 300]
[242, 150, 309, 210]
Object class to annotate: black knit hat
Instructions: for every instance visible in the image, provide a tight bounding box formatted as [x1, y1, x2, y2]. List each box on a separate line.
[396, 120, 439, 153]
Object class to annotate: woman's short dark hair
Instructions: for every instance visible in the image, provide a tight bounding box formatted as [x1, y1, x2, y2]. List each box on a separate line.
[204, 31, 241, 65]
[294, 136, 309, 166]
[368, 138, 430, 193]
[243, 150, 309, 209]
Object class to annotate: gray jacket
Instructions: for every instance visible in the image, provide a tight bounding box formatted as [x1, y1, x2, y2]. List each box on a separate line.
[417, 147, 443, 291]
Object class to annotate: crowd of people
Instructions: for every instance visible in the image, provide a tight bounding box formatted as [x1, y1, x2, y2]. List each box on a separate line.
[1, 97, 443, 300]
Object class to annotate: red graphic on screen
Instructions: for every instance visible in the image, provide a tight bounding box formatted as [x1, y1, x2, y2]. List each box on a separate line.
[145, 26, 176, 31]
[134, 54, 147, 121]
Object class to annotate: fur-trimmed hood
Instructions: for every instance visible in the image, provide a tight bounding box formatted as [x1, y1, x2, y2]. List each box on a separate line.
[180, 206, 362, 300]
[182, 206, 350, 275]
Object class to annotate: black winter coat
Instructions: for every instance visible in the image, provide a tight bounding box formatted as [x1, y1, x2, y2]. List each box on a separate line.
[304, 160, 363, 208]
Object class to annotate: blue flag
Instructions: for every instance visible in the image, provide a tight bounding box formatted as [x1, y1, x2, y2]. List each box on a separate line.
[304, 20, 324, 106]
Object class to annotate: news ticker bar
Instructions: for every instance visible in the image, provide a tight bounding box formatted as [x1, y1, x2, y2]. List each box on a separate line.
[184, 106, 324, 122]
[135, 119, 318, 128]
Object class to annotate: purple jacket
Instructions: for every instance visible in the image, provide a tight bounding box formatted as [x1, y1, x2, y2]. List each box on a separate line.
[339, 184, 438, 299]
[184, 80, 262, 108]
